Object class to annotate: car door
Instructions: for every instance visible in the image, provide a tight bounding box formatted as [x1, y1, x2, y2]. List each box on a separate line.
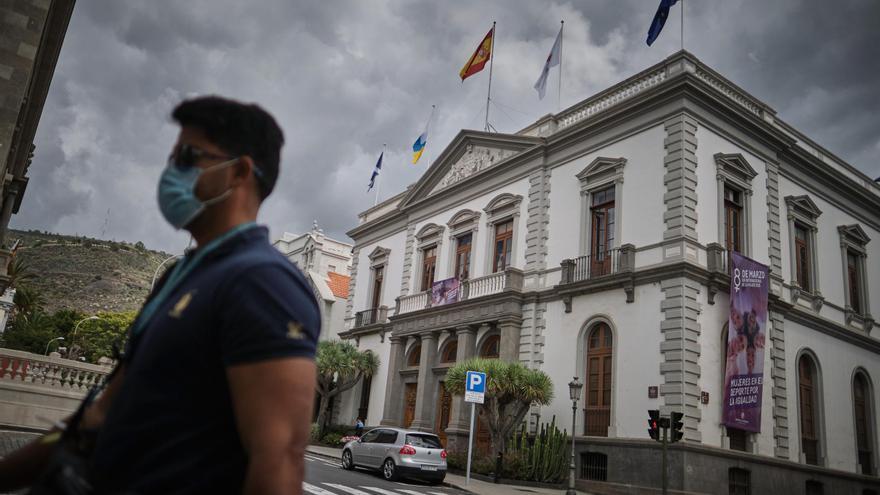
[353, 429, 380, 467]
[370, 429, 399, 467]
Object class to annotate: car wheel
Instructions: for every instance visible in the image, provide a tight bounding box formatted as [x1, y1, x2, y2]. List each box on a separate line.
[382, 458, 398, 481]
[341, 450, 354, 470]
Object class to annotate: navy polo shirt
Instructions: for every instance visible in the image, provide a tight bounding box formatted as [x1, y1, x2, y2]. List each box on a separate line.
[90, 226, 320, 494]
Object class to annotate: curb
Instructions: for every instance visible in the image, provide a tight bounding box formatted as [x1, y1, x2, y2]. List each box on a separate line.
[305, 445, 475, 493]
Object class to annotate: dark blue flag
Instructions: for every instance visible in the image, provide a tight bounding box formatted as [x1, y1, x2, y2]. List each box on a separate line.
[646, 0, 679, 46]
[367, 152, 383, 191]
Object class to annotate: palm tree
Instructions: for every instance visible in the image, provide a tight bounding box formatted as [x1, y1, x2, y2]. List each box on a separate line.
[7, 255, 35, 289]
[315, 340, 380, 437]
[13, 285, 45, 320]
[446, 357, 554, 455]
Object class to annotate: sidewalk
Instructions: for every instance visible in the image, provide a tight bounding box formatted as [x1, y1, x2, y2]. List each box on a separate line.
[306, 444, 590, 495]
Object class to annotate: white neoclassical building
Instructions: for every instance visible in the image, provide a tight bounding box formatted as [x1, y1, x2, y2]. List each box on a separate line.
[274, 222, 353, 341]
[338, 51, 880, 494]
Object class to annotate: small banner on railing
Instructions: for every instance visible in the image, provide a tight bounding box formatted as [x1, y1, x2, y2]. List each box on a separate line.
[431, 277, 460, 307]
[722, 252, 768, 433]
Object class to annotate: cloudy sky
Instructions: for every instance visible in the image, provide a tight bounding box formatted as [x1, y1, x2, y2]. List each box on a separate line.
[11, 0, 880, 253]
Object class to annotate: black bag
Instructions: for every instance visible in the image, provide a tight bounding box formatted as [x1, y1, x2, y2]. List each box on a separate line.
[25, 387, 96, 494]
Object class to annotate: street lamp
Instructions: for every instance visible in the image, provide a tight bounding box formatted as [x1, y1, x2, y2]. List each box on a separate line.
[44, 337, 64, 356]
[151, 254, 182, 291]
[70, 316, 100, 360]
[566, 376, 583, 495]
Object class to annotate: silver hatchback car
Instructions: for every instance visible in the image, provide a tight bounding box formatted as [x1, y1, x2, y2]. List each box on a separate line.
[341, 427, 447, 483]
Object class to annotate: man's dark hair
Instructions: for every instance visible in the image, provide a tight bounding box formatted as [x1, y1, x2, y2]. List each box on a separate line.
[172, 96, 284, 200]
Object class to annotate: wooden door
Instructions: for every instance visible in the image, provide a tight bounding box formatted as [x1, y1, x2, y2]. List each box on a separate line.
[585, 323, 612, 436]
[403, 383, 417, 428]
[590, 187, 615, 276]
[435, 381, 451, 446]
[475, 409, 491, 454]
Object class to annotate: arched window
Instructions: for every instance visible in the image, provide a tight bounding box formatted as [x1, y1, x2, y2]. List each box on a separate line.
[479, 334, 500, 359]
[407, 343, 422, 367]
[854, 371, 875, 475]
[440, 339, 458, 364]
[585, 323, 612, 437]
[798, 354, 821, 465]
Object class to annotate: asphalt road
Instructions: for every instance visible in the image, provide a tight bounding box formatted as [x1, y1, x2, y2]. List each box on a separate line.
[304, 451, 467, 495]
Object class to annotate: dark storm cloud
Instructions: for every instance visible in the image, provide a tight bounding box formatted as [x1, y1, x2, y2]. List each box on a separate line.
[11, 0, 879, 252]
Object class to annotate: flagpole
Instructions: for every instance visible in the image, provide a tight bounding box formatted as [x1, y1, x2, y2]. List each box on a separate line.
[681, 0, 684, 51]
[426, 105, 436, 166]
[374, 143, 385, 207]
[484, 21, 496, 132]
[557, 20, 563, 113]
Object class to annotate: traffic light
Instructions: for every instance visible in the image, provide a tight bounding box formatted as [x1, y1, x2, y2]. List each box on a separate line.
[670, 411, 684, 443]
[648, 409, 660, 441]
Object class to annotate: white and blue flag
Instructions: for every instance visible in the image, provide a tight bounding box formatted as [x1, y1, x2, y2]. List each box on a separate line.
[367, 152, 383, 192]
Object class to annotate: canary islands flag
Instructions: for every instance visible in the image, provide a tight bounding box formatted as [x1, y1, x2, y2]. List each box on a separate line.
[412, 132, 427, 164]
[412, 106, 435, 165]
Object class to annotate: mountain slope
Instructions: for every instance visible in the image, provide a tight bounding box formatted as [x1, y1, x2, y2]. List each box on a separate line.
[8, 229, 174, 314]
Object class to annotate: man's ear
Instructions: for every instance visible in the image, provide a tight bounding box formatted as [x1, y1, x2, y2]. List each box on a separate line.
[232, 156, 255, 185]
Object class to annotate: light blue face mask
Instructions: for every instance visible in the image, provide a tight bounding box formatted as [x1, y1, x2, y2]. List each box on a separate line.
[157, 158, 238, 229]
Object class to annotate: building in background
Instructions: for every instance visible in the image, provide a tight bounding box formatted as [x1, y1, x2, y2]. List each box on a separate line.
[0, 0, 75, 293]
[341, 51, 880, 494]
[274, 222, 353, 341]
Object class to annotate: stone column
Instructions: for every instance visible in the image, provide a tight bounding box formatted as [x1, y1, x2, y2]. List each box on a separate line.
[498, 317, 522, 363]
[445, 326, 476, 450]
[380, 336, 407, 426]
[409, 332, 439, 432]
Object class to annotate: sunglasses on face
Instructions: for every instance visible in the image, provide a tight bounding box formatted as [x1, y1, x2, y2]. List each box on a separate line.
[168, 143, 235, 169]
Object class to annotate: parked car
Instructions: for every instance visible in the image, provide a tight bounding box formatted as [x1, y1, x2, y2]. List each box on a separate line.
[341, 427, 447, 483]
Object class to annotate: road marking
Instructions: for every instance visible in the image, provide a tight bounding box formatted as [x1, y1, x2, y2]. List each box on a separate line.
[304, 454, 339, 467]
[303, 482, 338, 495]
[359, 487, 405, 495]
[397, 490, 434, 495]
[322, 484, 373, 495]
[427, 492, 449, 495]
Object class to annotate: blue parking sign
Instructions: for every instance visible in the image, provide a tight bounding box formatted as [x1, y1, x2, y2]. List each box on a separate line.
[466, 371, 486, 393]
[465, 371, 486, 404]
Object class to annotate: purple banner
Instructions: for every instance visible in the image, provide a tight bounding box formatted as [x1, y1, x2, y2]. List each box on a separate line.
[431, 277, 460, 307]
[723, 252, 769, 433]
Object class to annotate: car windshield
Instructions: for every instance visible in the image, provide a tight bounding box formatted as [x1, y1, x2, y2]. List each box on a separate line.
[405, 434, 443, 449]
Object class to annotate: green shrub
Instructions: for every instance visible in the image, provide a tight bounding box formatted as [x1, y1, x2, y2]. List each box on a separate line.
[310, 423, 321, 443]
[507, 417, 569, 483]
[321, 433, 343, 447]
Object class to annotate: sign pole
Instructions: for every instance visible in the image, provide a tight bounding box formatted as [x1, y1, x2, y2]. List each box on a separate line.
[466, 402, 475, 485]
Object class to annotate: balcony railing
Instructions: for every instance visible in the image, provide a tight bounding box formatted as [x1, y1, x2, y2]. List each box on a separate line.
[560, 249, 621, 284]
[0, 348, 112, 393]
[395, 268, 524, 316]
[353, 307, 389, 329]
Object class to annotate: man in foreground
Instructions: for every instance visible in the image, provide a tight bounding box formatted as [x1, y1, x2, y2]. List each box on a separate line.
[0, 96, 320, 494]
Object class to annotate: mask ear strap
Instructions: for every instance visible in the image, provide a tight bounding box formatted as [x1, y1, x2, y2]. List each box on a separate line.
[202, 188, 233, 206]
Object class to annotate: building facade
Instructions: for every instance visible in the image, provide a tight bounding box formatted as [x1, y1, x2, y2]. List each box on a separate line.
[274, 222, 353, 341]
[341, 51, 880, 494]
[0, 0, 75, 292]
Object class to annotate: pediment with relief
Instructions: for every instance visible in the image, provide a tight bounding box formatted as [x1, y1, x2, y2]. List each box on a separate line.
[429, 144, 518, 195]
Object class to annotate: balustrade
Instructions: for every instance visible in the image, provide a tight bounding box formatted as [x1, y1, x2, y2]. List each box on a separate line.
[0, 348, 111, 394]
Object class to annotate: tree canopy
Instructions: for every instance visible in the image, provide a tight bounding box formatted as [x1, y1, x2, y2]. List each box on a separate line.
[446, 357, 554, 454]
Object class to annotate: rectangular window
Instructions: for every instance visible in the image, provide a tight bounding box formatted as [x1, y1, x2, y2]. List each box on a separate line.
[724, 186, 743, 253]
[795, 224, 811, 292]
[420, 246, 437, 291]
[805, 480, 824, 495]
[371, 266, 384, 310]
[579, 452, 608, 481]
[454, 233, 472, 280]
[590, 187, 615, 276]
[848, 251, 862, 314]
[493, 220, 513, 273]
[728, 468, 750, 495]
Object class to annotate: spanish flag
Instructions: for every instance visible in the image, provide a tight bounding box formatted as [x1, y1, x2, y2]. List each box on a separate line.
[460, 26, 494, 81]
